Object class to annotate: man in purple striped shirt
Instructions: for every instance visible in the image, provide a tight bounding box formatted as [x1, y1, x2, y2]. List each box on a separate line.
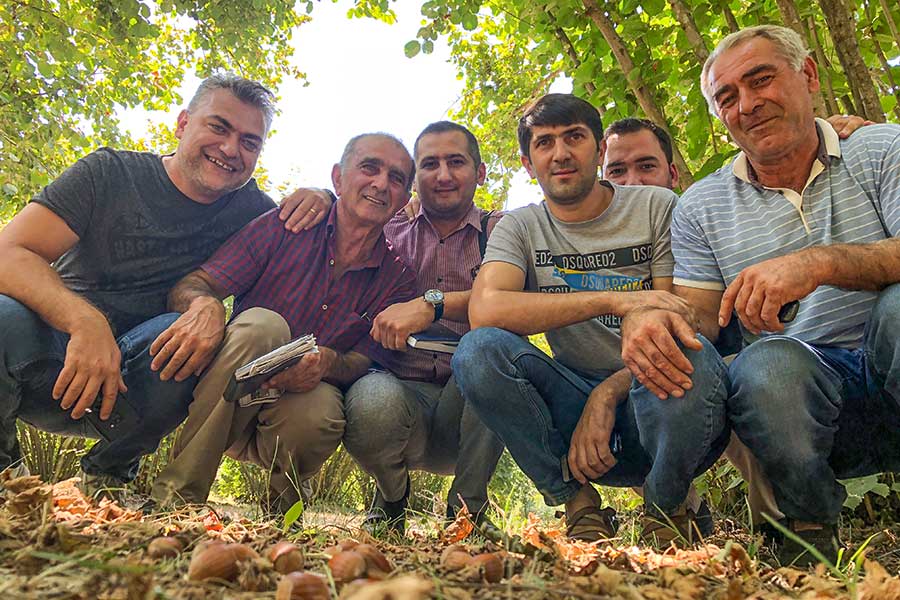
[347, 122, 505, 534]
[149, 133, 417, 512]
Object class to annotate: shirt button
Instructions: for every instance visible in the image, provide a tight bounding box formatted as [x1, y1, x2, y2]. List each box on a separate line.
[322, 304, 328, 310]
[437, 277, 443, 283]
[439, 240, 444, 244]
[329, 259, 335, 266]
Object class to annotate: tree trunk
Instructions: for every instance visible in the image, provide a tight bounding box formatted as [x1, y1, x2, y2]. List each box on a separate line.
[545, 10, 597, 96]
[864, 2, 900, 120]
[581, 0, 694, 186]
[773, 0, 828, 115]
[878, 0, 900, 50]
[774, 0, 804, 35]
[721, 1, 739, 33]
[807, 16, 843, 116]
[817, 0, 885, 121]
[668, 0, 709, 62]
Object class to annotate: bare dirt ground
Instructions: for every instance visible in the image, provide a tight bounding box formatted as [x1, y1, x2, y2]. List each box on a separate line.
[1, 473, 899, 599]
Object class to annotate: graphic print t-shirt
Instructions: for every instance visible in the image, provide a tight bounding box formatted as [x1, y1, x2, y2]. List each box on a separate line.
[483, 182, 676, 375]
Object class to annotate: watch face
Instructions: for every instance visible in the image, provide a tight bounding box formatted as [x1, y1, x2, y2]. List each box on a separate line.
[424, 289, 444, 303]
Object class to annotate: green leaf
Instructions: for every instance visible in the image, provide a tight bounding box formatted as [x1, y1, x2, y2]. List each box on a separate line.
[461, 12, 478, 31]
[404, 40, 421, 58]
[282, 499, 304, 532]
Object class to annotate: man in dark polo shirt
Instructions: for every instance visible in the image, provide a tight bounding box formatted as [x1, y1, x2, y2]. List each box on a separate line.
[151, 133, 417, 512]
[0, 74, 332, 497]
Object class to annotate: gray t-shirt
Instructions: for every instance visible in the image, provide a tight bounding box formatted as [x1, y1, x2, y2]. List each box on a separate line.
[484, 182, 676, 375]
[32, 147, 275, 335]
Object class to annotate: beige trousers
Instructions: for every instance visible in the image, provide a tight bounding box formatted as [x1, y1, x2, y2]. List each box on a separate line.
[152, 308, 345, 510]
[724, 432, 784, 525]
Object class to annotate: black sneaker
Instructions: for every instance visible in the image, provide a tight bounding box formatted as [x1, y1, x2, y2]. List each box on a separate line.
[777, 521, 841, 567]
[362, 478, 409, 536]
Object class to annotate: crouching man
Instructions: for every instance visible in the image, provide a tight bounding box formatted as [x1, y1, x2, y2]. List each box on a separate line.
[0, 74, 315, 498]
[453, 94, 730, 545]
[621, 25, 900, 564]
[151, 133, 417, 512]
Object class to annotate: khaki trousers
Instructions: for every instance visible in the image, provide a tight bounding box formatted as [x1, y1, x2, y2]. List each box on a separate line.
[152, 308, 345, 510]
[724, 432, 783, 525]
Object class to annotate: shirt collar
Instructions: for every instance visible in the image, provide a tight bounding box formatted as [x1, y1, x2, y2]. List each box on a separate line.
[414, 200, 483, 235]
[732, 117, 841, 186]
[325, 203, 389, 270]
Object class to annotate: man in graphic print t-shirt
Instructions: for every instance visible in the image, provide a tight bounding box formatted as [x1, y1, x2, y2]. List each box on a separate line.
[453, 93, 729, 545]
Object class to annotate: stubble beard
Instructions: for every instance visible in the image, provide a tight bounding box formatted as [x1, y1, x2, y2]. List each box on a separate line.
[543, 173, 596, 206]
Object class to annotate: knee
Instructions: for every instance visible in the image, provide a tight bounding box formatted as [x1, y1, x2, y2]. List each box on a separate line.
[453, 327, 519, 385]
[730, 336, 818, 398]
[868, 284, 900, 346]
[0, 295, 46, 346]
[344, 373, 413, 438]
[225, 308, 291, 352]
[729, 336, 838, 431]
[276, 385, 346, 442]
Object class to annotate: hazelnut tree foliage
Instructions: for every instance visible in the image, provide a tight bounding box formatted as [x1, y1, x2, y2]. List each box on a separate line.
[0, 0, 307, 219]
[368, 0, 899, 200]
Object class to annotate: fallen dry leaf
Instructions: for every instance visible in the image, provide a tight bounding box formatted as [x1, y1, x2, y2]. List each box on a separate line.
[859, 559, 900, 600]
[440, 505, 473, 544]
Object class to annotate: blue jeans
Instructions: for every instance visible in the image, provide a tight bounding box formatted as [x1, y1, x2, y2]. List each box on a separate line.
[728, 284, 900, 524]
[0, 295, 196, 481]
[452, 327, 730, 514]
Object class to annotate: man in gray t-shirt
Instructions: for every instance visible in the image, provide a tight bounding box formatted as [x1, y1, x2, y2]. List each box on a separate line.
[0, 74, 327, 494]
[453, 94, 730, 545]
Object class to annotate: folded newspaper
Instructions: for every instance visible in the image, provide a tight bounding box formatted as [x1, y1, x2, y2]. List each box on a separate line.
[224, 333, 318, 402]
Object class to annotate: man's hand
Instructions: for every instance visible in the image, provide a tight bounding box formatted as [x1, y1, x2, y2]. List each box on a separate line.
[264, 347, 335, 393]
[149, 296, 226, 381]
[719, 251, 819, 335]
[620, 309, 702, 400]
[825, 114, 873, 139]
[568, 382, 620, 483]
[55, 313, 127, 421]
[613, 289, 699, 328]
[370, 299, 434, 351]
[401, 194, 421, 222]
[278, 188, 333, 233]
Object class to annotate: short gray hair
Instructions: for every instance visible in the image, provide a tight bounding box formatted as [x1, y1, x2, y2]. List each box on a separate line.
[339, 133, 416, 192]
[188, 73, 277, 132]
[701, 25, 810, 113]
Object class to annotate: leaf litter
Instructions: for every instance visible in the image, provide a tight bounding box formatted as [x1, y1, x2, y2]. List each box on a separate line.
[1, 469, 899, 599]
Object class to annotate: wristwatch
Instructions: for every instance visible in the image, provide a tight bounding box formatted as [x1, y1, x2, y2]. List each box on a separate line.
[424, 288, 445, 322]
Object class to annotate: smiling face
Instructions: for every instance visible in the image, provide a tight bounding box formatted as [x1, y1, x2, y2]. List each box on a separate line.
[707, 37, 820, 165]
[414, 130, 485, 222]
[603, 128, 677, 189]
[332, 135, 413, 229]
[520, 123, 601, 205]
[170, 88, 266, 204]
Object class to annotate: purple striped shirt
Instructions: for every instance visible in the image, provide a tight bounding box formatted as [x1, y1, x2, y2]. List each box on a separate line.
[384, 203, 502, 383]
[202, 206, 416, 362]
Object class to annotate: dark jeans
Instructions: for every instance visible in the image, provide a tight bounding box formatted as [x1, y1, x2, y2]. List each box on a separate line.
[452, 327, 730, 514]
[0, 295, 196, 481]
[728, 283, 900, 524]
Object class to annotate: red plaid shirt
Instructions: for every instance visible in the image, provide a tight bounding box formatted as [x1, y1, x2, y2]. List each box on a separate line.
[202, 206, 416, 362]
